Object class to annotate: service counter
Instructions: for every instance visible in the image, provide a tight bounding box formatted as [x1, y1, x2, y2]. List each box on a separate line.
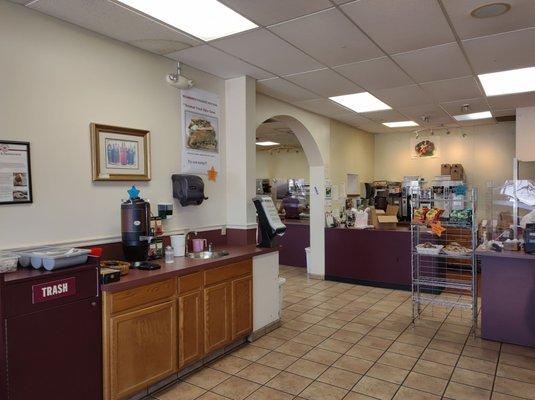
[477, 249, 535, 347]
[325, 226, 411, 289]
[279, 219, 309, 268]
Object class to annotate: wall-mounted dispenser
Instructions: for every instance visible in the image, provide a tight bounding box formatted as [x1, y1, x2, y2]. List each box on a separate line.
[172, 174, 208, 206]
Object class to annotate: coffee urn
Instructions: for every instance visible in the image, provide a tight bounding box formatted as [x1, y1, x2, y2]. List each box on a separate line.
[121, 196, 151, 263]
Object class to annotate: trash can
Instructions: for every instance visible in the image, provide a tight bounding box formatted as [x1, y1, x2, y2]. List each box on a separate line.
[305, 247, 311, 273]
[278, 277, 286, 317]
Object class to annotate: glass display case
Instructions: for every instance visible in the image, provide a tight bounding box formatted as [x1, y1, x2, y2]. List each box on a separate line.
[486, 159, 535, 241]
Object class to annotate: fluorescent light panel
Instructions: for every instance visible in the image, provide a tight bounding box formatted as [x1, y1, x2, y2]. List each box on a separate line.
[479, 66, 535, 96]
[256, 141, 279, 146]
[329, 92, 391, 113]
[383, 121, 419, 128]
[116, 0, 257, 41]
[454, 111, 493, 121]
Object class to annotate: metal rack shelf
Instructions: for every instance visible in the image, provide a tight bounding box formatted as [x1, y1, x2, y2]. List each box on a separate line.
[411, 188, 478, 332]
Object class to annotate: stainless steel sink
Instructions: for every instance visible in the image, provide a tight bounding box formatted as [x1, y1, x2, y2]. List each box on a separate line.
[186, 250, 229, 259]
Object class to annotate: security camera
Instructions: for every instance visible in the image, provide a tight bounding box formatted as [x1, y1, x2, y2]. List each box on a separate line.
[166, 74, 194, 89]
[166, 61, 194, 89]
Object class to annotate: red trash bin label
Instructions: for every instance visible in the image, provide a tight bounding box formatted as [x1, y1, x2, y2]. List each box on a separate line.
[32, 277, 77, 304]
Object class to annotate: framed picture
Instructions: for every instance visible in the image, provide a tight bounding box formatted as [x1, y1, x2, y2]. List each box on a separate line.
[0, 140, 33, 205]
[411, 136, 440, 158]
[90, 123, 151, 181]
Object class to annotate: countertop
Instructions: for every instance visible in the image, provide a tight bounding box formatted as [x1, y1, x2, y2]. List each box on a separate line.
[326, 226, 411, 232]
[101, 244, 278, 292]
[476, 247, 535, 261]
[283, 219, 310, 226]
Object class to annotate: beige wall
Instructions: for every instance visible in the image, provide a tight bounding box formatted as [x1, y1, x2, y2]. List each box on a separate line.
[516, 106, 535, 162]
[255, 150, 309, 181]
[0, 2, 227, 249]
[329, 120, 375, 198]
[374, 122, 516, 212]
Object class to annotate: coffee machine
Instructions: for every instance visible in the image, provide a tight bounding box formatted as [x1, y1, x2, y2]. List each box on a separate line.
[121, 186, 160, 270]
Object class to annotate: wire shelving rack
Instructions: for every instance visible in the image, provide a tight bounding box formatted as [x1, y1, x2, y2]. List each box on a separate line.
[410, 187, 478, 331]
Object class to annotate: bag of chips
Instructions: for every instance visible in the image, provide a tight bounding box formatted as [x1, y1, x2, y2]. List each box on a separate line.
[412, 207, 429, 224]
[425, 208, 444, 225]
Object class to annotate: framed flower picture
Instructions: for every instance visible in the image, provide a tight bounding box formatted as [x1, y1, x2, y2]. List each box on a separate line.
[90, 123, 151, 181]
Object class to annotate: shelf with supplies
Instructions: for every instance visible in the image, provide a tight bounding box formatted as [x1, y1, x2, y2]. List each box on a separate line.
[410, 187, 478, 332]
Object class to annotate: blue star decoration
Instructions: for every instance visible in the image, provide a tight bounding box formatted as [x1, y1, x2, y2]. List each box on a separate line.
[127, 185, 140, 199]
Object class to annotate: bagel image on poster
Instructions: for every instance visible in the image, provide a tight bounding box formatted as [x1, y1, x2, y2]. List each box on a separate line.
[410, 136, 440, 158]
[185, 111, 218, 152]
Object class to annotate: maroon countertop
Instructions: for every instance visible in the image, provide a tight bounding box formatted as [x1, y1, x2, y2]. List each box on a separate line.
[476, 248, 535, 261]
[282, 219, 310, 226]
[327, 226, 411, 232]
[101, 244, 278, 292]
[3, 258, 99, 284]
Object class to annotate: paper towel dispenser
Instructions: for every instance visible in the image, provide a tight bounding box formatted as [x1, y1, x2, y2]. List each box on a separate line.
[172, 174, 208, 206]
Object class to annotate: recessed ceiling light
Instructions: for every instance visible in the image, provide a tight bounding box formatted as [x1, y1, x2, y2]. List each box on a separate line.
[471, 3, 511, 18]
[256, 141, 280, 146]
[329, 92, 391, 113]
[478, 66, 535, 96]
[116, 0, 257, 41]
[383, 121, 419, 128]
[453, 111, 493, 121]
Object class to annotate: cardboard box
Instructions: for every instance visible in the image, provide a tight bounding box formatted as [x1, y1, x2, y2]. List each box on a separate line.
[451, 164, 463, 170]
[451, 167, 464, 181]
[441, 164, 451, 175]
[371, 205, 399, 230]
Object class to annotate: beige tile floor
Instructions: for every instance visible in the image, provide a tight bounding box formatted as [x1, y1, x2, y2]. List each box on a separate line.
[151, 266, 535, 400]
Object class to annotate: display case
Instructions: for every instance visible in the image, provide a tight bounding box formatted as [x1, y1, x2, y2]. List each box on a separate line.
[485, 159, 535, 241]
[411, 187, 478, 331]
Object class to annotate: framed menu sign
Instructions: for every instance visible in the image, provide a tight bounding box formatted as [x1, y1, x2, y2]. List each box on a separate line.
[0, 140, 33, 205]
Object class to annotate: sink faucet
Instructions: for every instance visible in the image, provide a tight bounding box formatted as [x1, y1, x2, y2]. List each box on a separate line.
[185, 231, 197, 255]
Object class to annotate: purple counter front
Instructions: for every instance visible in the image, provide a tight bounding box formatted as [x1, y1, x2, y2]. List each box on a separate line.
[279, 220, 310, 268]
[478, 250, 535, 347]
[325, 227, 412, 289]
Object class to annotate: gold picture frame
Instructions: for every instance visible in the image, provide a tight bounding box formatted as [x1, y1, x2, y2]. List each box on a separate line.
[90, 123, 151, 181]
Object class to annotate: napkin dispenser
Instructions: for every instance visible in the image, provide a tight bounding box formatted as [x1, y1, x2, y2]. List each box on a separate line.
[172, 174, 208, 206]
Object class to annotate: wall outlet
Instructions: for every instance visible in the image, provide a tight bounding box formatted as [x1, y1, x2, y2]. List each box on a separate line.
[221, 227, 227, 235]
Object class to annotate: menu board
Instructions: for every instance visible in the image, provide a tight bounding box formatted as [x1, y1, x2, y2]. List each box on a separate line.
[0, 141, 32, 204]
[258, 196, 286, 232]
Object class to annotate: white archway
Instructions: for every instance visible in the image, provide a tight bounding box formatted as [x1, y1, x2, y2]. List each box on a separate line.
[255, 114, 326, 277]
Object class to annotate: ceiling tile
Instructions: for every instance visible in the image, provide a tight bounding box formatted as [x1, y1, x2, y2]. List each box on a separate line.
[212, 29, 323, 76]
[333, 113, 371, 128]
[217, 0, 332, 26]
[284, 69, 361, 97]
[359, 109, 407, 123]
[487, 92, 535, 110]
[167, 45, 273, 80]
[341, 0, 454, 53]
[334, 57, 413, 90]
[257, 78, 319, 103]
[269, 8, 383, 67]
[292, 98, 353, 117]
[457, 119, 496, 127]
[442, 0, 535, 40]
[372, 85, 432, 108]
[392, 42, 472, 83]
[440, 98, 489, 116]
[397, 104, 450, 121]
[420, 76, 482, 103]
[28, 0, 199, 51]
[462, 27, 535, 74]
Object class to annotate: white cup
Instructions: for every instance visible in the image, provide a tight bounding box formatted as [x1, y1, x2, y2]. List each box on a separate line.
[170, 234, 185, 257]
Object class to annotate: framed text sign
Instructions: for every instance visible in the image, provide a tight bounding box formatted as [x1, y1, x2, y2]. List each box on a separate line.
[0, 140, 33, 205]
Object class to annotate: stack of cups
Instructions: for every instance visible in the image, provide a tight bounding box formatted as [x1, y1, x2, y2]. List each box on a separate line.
[170, 234, 186, 257]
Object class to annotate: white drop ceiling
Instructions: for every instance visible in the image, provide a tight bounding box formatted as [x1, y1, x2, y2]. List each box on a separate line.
[13, 0, 535, 133]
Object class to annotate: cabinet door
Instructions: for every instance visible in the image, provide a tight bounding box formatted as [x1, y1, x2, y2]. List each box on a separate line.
[109, 301, 176, 400]
[231, 275, 253, 339]
[178, 290, 204, 369]
[204, 282, 231, 353]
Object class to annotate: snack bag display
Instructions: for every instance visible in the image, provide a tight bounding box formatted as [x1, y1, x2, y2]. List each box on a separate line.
[412, 207, 429, 225]
[431, 221, 446, 237]
[425, 208, 444, 225]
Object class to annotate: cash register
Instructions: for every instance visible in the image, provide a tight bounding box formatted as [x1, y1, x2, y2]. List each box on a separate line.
[253, 196, 286, 248]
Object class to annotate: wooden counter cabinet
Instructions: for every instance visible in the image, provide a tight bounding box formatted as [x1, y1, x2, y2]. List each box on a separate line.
[177, 272, 204, 369]
[103, 279, 177, 400]
[103, 259, 254, 400]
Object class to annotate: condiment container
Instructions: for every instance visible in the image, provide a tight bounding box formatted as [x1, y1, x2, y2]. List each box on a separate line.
[165, 246, 174, 263]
